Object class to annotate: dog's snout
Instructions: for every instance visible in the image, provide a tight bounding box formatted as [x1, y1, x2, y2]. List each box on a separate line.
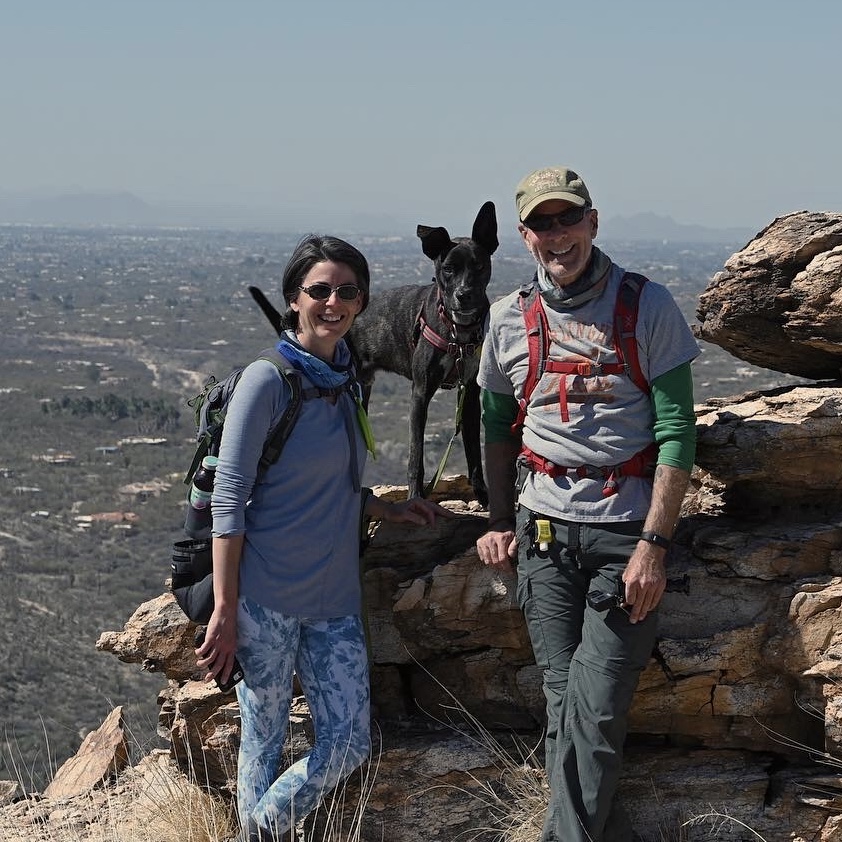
[454, 278, 487, 303]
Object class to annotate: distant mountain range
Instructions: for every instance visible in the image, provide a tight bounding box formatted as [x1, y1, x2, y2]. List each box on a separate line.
[601, 211, 756, 244]
[0, 190, 757, 243]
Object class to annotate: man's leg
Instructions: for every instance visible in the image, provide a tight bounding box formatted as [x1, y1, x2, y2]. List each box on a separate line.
[545, 523, 657, 842]
[514, 511, 587, 817]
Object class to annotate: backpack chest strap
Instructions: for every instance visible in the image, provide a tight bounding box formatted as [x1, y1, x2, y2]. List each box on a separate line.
[543, 359, 627, 378]
[513, 272, 649, 431]
[543, 359, 628, 423]
[300, 384, 347, 402]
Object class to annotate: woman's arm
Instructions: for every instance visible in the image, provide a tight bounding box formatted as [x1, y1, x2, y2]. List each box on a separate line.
[198, 361, 288, 685]
[196, 534, 244, 687]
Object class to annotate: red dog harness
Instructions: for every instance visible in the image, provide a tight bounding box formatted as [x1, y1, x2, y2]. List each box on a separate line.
[414, 282, 484, 388]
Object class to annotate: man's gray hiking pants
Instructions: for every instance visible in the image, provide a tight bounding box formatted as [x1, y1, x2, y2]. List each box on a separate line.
[515, 508, 657, 842]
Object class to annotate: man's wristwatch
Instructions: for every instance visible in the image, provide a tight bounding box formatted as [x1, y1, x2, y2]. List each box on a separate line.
[640, 530, 671, 550]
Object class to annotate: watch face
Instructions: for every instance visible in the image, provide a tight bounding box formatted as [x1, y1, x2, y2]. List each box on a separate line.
[641, 531, 670, 549]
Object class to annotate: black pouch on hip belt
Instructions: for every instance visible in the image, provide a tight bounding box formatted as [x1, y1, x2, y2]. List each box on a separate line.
[170, 539, 214, 624]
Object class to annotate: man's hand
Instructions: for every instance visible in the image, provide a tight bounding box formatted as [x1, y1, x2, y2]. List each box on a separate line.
[477, 526, 517, 575]
[621, 542, 667, 624]
[477, 439, 521, 575]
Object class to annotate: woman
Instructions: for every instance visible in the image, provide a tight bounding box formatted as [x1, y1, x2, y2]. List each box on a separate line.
[197, 234, 449, 842]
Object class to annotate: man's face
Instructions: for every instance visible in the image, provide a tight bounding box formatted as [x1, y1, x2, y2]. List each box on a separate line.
[518, 199, 598, 287]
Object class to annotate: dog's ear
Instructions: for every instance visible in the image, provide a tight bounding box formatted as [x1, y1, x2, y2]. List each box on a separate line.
[248, 285, 285, 337]
[472, 201, 499, 255]
[417, 225, 455, 261]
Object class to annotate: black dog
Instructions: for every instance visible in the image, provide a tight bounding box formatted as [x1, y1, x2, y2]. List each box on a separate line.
[248, 201, 498, 504]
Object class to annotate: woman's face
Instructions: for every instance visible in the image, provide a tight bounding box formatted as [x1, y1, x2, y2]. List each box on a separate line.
[289, 260, 364, 360]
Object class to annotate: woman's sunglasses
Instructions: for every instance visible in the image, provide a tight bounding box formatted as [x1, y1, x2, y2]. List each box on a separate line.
[298, 283, 362, 302]
[522, 205, 591, 232]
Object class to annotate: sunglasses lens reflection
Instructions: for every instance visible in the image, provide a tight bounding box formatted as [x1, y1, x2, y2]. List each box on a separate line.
[525, 206, 588, 231]
[301, 284, 360, 301]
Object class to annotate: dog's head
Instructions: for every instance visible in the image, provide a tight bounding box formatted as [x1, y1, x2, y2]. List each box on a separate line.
[416, 201, 498, 327]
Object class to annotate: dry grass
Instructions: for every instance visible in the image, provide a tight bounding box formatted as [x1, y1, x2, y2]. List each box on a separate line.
[10, 679, 837, 841]
[404, 661, 787, 842]
[402, 659, 549, 842]
[681, 810, 770, 840]
[447, 717, 548, 842]
[0, 750, 237, 842]
[0, 725, 382, 842]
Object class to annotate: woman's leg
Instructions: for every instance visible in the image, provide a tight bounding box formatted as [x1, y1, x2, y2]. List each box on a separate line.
[248, 613, 371, 835]
[235, 597, 299, 838]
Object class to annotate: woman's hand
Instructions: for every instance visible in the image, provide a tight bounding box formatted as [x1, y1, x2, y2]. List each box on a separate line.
[195, 606, 239, 687]
[197, 535, 244, 687]
[370, 495, 455, 526]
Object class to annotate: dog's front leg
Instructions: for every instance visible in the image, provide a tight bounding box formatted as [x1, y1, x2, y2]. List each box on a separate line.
[406, 386, 431, 499]
[461, 378, 488, 506]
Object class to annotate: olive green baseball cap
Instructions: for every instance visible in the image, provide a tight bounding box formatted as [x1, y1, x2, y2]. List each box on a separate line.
[515, 166, 592, 221]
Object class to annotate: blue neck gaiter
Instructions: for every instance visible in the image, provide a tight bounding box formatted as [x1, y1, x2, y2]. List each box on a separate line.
[276, 330, 353, 390]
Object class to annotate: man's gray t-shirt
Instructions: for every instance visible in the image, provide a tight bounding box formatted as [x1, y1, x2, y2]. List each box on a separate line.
[478, 262, 699, 522]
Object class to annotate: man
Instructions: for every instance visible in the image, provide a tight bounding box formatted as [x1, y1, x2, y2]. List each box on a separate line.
[476, 166, 699, 842]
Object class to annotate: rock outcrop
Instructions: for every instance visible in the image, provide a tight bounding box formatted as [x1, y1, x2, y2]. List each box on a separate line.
[93, 469, 842, 841]
[43, 706, 129, 801]
[7, 212, 842, 842]
[695, 211, 842, 379]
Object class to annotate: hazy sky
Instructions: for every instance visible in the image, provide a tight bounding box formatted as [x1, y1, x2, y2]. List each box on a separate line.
[2, 0, 840, 232]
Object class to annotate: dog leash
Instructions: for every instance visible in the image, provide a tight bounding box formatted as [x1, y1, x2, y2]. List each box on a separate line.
[414, 282, 484, 497]
[423, 381, 467, 499]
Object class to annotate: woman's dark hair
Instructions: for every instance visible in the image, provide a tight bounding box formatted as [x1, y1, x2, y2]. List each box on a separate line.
[280, 234, 370, 330]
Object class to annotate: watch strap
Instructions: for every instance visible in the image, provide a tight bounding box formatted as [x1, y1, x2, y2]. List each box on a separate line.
[640, 530, 671, 550]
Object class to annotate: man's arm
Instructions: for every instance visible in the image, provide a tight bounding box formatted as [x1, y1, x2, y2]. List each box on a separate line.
[485, 439, 521, 528]
[623, 362, 696, 623]
[622, 463, 690, 623]
[476, 389, 521, 573]
[477, 439, 521, 573]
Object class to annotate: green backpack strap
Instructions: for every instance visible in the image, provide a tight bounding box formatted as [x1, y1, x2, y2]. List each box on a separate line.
[184, 437, 211, 485]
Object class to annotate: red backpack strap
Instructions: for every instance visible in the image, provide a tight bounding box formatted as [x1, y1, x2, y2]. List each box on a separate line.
[514, 273, 648, 434]
[513, 285, 547, 432]
[614, 272, 650, 395]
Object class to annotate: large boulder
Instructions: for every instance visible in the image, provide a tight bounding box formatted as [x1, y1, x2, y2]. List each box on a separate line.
[695, 211, 842, 379]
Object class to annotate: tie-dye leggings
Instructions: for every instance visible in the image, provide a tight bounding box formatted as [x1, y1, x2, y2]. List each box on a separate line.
[234, 595, 371, 838]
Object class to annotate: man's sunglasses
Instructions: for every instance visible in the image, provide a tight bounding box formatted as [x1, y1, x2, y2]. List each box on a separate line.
[522, 205, 591, 232]
[298, 283, 362, 302]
